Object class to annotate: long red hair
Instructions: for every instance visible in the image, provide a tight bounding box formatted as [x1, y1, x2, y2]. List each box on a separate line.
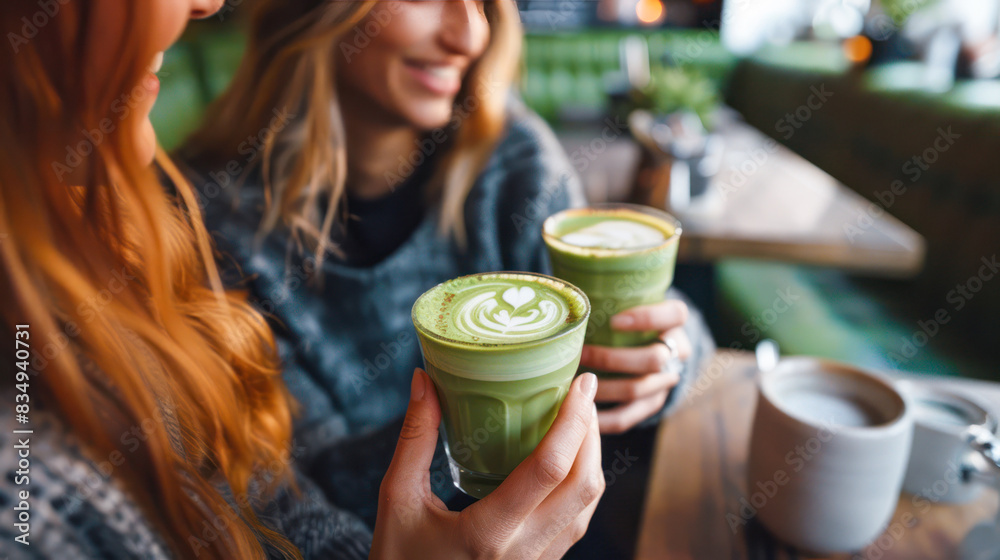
[0, 3, 298, 559]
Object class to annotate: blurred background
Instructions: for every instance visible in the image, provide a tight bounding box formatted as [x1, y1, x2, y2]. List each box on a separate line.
[156, 0, 999, 381]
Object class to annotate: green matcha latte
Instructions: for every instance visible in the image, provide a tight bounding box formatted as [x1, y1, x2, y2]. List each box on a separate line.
[543, 204, 681, 355]
[412, 272, 590, 498]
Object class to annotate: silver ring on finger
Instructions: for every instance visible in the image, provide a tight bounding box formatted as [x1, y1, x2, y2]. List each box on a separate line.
[655, 337, 683, 375]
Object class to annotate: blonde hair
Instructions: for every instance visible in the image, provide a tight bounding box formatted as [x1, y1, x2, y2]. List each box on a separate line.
[183, 0, 522, 267]
[0, 3, 298, 559]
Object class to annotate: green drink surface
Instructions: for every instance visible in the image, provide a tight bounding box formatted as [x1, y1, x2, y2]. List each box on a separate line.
[412, 272, 588, 348]
[546, 209, 676, 254]
[557, 217, 668, 250]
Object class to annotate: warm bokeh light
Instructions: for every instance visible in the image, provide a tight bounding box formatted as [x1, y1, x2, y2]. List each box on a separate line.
[844, 35, 873, 64]
[636, 0, 665, 25]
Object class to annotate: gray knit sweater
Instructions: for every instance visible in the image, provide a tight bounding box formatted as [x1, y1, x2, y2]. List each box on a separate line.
[194, 98, 715, 527]
[0, 393, 372, 559]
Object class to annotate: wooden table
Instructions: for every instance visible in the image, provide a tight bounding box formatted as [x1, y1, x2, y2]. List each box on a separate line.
[635, 350, 1000, 560]
[556, 114, 926, 278]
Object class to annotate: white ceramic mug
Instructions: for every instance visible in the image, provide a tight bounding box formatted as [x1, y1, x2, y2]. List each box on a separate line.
[747, 357, 914, 554]
[899, 382, 997, 503]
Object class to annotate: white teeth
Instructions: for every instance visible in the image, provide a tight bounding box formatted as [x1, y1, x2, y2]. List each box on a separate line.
[424, 65, 460, 81]
[149, 52, 164, 73]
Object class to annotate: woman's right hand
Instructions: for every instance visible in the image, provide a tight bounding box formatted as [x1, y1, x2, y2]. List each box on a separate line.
[370, 369, 605, 560]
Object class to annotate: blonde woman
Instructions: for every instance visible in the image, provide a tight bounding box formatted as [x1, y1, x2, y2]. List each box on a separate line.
[0, 0, 603, 558]
[184, 0, 711, 536]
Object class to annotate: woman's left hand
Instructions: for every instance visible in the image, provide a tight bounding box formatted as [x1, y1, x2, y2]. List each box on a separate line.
[579, 299, 692, 434]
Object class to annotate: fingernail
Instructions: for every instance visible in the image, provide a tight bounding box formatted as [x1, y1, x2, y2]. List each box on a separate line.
[580, 372, 598, 399]
[410, 370, 426, 401]
[610, 314, 634, 330]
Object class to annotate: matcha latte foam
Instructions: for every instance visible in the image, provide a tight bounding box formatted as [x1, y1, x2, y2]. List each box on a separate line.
[412, 272, 590, 498]
[559, 219, 666, 250]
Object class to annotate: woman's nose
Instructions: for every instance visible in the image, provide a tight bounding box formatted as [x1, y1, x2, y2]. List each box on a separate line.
[439, 0, 489, 56]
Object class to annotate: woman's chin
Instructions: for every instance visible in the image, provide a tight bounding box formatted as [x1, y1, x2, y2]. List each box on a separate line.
[405, 101, 457, 131]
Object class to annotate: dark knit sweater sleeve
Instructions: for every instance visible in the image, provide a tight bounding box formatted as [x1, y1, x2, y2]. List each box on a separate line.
[655, 287, 716, 420]
[0, 394, 373, 560]
[495, 101, 586, 275]
[256, 466, 372, 560]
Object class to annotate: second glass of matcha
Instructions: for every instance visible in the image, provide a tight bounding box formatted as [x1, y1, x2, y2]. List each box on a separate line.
[543, 203, 682, 359]
[412, 272, 590, 499]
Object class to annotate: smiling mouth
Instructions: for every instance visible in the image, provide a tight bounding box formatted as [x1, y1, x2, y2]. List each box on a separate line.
[404, 60, 463, 96]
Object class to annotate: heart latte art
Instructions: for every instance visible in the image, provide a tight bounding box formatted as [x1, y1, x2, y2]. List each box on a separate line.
[454, 285, 568, 343]
[414, 273, 588, 346]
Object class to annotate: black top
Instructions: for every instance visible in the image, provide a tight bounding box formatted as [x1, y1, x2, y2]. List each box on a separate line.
[336, 149, 435, 267]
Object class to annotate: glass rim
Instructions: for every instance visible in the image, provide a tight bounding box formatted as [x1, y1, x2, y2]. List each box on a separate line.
[411, 271, 591, 350]
[542, 203, 683, 258]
